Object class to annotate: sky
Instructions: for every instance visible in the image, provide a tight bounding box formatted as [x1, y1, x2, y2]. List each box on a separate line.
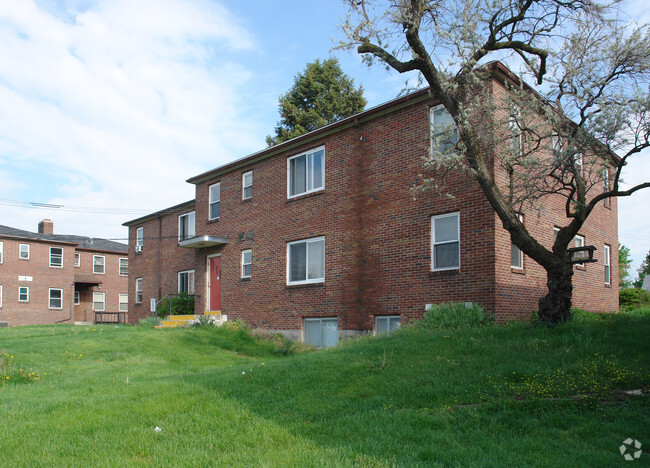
[0, 0, 649, 276]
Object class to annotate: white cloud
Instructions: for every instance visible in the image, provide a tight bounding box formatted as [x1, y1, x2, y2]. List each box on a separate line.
[0, 0, 261, 239]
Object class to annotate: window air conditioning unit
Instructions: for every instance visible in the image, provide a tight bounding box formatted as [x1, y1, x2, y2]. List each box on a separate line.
[135, 245, 143, 253]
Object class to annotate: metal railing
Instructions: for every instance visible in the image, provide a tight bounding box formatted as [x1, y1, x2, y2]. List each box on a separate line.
[151, 293, 198, 326]
[95, 311, 127, 324]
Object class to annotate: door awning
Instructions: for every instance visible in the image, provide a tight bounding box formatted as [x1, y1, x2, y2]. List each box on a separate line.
[75, 274, 102, 286]
[179, 235, 228, 249]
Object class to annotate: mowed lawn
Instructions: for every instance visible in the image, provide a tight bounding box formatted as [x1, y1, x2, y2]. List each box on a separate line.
[0, 311, 649, 467]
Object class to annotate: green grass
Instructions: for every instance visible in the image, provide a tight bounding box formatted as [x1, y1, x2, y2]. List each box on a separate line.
[0, 310, 649, 467]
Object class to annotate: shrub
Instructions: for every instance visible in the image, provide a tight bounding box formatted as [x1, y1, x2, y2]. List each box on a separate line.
[619, 288, 650, 310]
[156, 293, 195, 319]
[417, 302, 494, 330]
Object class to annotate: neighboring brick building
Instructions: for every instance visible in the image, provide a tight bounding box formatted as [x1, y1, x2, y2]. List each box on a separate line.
[0, 220, 129, 326]
[124, 62, 618, 345]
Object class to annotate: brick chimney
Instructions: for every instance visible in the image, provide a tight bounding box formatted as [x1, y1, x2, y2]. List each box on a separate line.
[38, 219, 54, 234]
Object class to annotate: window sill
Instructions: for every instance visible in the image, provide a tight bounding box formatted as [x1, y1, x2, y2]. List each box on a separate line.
[286, 190, 325, 203]
[207, 218, 220, 225]
[240, 277, 251, 283]
[511, 267, 526, 275]
[429, 269, 460, 277]
[286, 282, 325, 290]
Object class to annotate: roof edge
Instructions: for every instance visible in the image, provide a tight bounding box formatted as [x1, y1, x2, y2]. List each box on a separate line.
[123, 199, 195, 227]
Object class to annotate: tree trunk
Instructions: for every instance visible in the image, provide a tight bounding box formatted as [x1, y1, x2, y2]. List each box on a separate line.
[537, 263, 574, 325]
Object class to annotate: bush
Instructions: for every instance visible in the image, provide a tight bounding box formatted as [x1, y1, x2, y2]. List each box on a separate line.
[619, 288, 650, 310]
[417, 302, 494, 330]
[156, 293, 195, 319]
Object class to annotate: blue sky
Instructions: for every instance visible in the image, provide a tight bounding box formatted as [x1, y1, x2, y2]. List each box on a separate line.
[1, 0, 649, 275]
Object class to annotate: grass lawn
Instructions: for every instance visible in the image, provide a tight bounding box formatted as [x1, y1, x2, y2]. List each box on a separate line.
[0, 311, 649, 467]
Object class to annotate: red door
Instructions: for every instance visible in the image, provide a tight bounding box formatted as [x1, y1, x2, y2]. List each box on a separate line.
[209, 257, 221, 310]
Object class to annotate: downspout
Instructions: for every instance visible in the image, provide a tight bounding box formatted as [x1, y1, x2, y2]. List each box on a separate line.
[55, 281, 75, 323]
[157, 214, 162, 300]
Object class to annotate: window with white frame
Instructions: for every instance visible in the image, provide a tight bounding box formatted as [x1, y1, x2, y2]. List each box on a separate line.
[93, 292, 105, 311]
[375, 316, 401, 335]
[19, 286, 29, 302]
[136, 227, 144, 251]
[178, 270, 195, 294]
[119, 258, 128, 276]
[604, 244, 611, 285]
[0, 241, 3, 263]
[135, 278, 143, 303]
[19, 243, 30, 259]
[242, 171, 252, 200]
[75, 253, 80, 267]
[431, 212, 460, 270]
[574, 235, 585, 267]
[241, 249, 252, 279]
[209, 183, 221, 220]
[304, 317, 338, 348]
[287, 237, 325, 285]
[49, 288, 63, 309]
[511, 214, 524, 269]
[430, 105, 459, 154]
[603, 168, 610, 207]
[119, 294, 128, 312]
[93, 255, 105, 274]
[74, 291, 80, 305]
[178, 211, 196, 241]
[0, 286, 2, 308]
[288, 147, 325, 198]
[50, 247, 63, 267]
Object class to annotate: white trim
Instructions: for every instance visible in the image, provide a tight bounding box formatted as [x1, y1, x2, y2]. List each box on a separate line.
[119, 293, 128, 312]
[241, 249, 252, 279]
[206, 253, 222, 311]
[0, 241, 3, 263]
[242, 170, 253, 200]
[0, 285, 2, 308]
[135, 278, 143, 304]
[74, 291, 80, 305]
[604, 244, 611, 285]
[287, 236, 325, 285]
[431, 212, 460, 271]
[93, 255, 106, 275]
[178, 211, 196, 241]
[19, 286, 29, 303]
[49, 247, 63, 268]
[136, 227, 144, 249]
[511, 214, 524, 270]
[19, 243, 30, 260]
[430, 104, 459, 154]
[93, 292, 105, 312]
[75, 252, 81, 267]
[49, 288, 63, 309]
[287, 146, 325, 199]
[574, 235, 585, 267]
[303, 317, 338, 348]
[208, 182, 221, 220]
[375, 315, 401, 335]
[178, 269, 195, 294]
[119, 258, 128, 276]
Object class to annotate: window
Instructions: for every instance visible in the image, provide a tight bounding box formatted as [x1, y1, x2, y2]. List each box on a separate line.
[604, 244, 611, 285]
[0, 286, 2, 308]
[288, 147, 325, 198]
[178, 270, 195, 294]
[119, 294, 128, 312]
[431, 212, 460, 270]
[119, 258, 128, 276]
[574, 235, 585, 267]
[511, 214, 524, 269]
[0, 241, 3, 263]
[135, 278, 143, 303]
[241, 249, 252, 279]
[178, 211, 196, 241]
[93, 255, 105, 274]
[242, 171, 252, 200]
[19, 243, 30, 259]
[209, 183, 221, 220]
[75, 253, 80, 267]
[136, 227, 144, 251]
[287, 237, 325, 285]
[574, 152, 583, 176]
[74, 291, 80, 305]
[50, 247, 63, 267]
[93, 292, 105, 311]
[603, 168, 610, 207]
[19, 287, 29, 302]
[430, 105, 459, 154]
[509, 109, 522, 157]
[304, 317, 338, 348]
[375, 316, 401, 335]
[49, 288, 63, 309]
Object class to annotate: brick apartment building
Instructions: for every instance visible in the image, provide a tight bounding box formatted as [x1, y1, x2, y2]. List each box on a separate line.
[125, 62, 618, 346]
[0, 219, 129, 326]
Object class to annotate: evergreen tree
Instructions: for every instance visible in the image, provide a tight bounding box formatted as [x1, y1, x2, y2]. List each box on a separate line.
[266, 58, 366, 146]
[634, 250, 650, 288]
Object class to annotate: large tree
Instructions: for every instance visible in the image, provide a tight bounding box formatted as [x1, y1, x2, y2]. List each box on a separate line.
[339, 0, 650, 324]
[266, 58, 366, 146]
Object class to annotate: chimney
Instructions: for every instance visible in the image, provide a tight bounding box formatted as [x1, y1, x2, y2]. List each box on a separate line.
[38, 219, 54, 234]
